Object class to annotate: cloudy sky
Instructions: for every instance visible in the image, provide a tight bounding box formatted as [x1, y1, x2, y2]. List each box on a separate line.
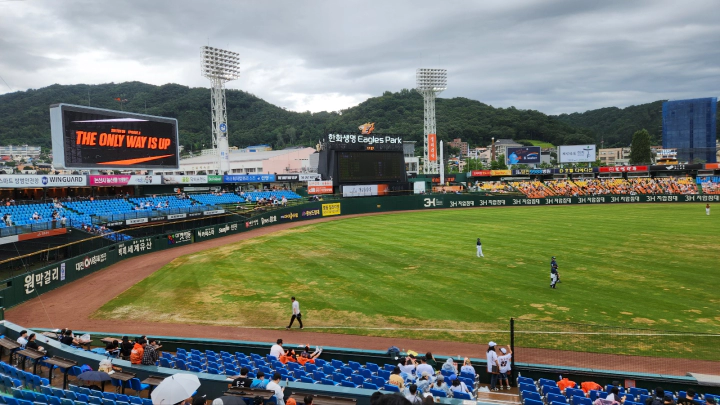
[1, 0, 718, 115]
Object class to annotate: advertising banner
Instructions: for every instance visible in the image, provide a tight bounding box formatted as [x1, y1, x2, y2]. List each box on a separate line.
[115, 237, 157, 259]
[0, 175, 87, 188]
[704, 163, 720, 170]
[506, 147, 541, 164]
[167, 230, 193, 245]
[89, 175, 162, 186]
[555, 167, 597, 174]
[491, 170, 512, 176]
[299, 173, 322, 182]
[276, 174, 299, 182]
[342, 184, 389, 197]
[599, 166, 648, 173]
[163, 175, 208, 184]
[301, 208, 321, 218]
[279, 211, 300, 221]
[207, 175, 223, 183]
[203, 209, 226, 216]
[470, 170, 492, 177]
[322, 203, 341, 216]
[308, 180, 334, 195]
[194, 225, 218, 241]
[223, 174, 276, 183]
[428, 133, 437, 162]
[512, 169, 553, 175]
[558, 145, 597, 163]
[649, 164, 703, 171]
[126, 218, 149, 225]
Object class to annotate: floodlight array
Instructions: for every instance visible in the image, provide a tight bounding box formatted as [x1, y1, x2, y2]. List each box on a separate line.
[416, 68, 447, 92]
[201, 46, 240, 82]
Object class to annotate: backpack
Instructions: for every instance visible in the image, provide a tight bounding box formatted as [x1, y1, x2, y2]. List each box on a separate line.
[387, 346, 400, 357]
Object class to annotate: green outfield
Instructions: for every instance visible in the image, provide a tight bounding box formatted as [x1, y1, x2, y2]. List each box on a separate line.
[94, 204, 720, 358]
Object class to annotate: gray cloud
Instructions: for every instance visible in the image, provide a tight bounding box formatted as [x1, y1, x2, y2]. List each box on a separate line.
[0, 0, 719, 114]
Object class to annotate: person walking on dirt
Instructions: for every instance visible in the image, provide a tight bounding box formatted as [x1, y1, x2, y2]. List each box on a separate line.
[286, 296, 303, 330]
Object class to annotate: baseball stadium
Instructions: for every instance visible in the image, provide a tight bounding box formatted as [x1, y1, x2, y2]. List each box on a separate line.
[0, 50, 719, 405]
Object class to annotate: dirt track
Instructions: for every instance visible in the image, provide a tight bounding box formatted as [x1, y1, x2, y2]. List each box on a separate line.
[6, 211, 717, 377]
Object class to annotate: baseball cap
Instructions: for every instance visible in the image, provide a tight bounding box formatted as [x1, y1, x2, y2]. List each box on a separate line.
[488, 341, 496, 347]
[500, 348, 507, 354]
[552, 256, 556, 259]
[437, 375, 444, 381]
[422, 371, 431, 378]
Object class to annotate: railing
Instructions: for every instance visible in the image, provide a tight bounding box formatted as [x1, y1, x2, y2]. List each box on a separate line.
[0, 218, 83, 238]
[91, 205, 220, 224]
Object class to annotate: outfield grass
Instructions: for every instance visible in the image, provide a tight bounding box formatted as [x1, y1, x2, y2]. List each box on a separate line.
[94, 204, 720, 358]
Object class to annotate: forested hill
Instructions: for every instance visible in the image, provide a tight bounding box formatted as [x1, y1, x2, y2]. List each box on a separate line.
[556, 101, 720, 148]
[555, 101, 666, 147]
[0, 81, 645, 152]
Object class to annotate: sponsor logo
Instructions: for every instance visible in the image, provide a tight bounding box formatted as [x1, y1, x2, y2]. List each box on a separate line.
[301, 209, 321, 218]
[168, 231, 192, 244]
[196, 227, 215, 238]
[107, 221, 123, 227]
[126, 218, 149, 225]
[276, 174, 299, 181]
[280, 212, 299, 221]
[60, 263, 66, 280]
[75, 253, 107, 271]
[203, 209, 226, 216]
[423, 198, 443, 208]
[261, 215, 277, 225]
[41, 176, 48, 185]
[218, 224, 231, 234]
[167, 213, 187, 220]
[245, 219, 259, 228]
[321, 203, 341, 216]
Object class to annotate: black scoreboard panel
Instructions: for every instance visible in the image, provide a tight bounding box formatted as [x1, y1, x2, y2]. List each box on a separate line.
[336, 151, 405, 183]
[50, 104, 179, 169]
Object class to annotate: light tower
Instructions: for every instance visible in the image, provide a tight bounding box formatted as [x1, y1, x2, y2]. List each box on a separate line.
[416, 68, 447, 174]
[201, 46, 240, 174]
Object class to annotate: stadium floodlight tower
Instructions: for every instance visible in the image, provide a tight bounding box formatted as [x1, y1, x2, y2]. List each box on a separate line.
[201, 46, 240, 174]
[416, 68, 447, 174]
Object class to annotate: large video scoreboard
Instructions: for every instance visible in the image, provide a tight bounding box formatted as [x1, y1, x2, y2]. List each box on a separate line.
[317, 134, 407, 186]
[50, 104, 180, 169]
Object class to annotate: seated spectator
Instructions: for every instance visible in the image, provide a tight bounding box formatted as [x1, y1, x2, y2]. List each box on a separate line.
[460, 357, 475, 376]
[664, 395, 676, 405]
[231, 367, 253, 388]
[677, 390, 697, 405]
[398, 356, 417, 380]
[606, 387, 621, 402]
[647, 388, 666, 405]
[25, 333, 45, 352]
[442, 358, 458, 375]
[265, 373, 285, 405]
[425, 352, 437, 368]
[141, 338, 160, 365]
[130, 338, 146, 364]
[430, 375, 451, 396]
[17, 330, 28, 347]
[251, 371, 268, 389]
[297, 345, 322, 365]
[270, 339, 284, 359]
[105, 339, 120, 357]
[389, 366, 405, 390]
[450, 378, 473, 398]
[416, 357, 434, 379]
[415, 372, 431, 393]
[280, 348, 298, 364]
[60, 330, 77, 346]
[405, 384, 422, 404]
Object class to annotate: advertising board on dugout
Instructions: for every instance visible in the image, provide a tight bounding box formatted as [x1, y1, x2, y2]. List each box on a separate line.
[50, 104, 180, 169]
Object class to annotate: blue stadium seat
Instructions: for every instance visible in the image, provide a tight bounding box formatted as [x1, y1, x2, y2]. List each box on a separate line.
[383, 384, 400, 393]
[429, 389, 446, 398]
[524, 399, 544, 405]
[548, 393, 567, 404]
[363, 383, 380, 391]
[573, 396, 593, 405]
[454, 392, 473, 400]
[520, 383, 538, 393]
[522, 392, 542, 402]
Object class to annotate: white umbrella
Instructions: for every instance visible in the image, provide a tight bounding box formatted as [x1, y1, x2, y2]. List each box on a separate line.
[151, 373, 201, 405]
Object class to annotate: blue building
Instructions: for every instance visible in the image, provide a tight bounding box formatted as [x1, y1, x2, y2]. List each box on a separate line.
[662, 97, 717, 163]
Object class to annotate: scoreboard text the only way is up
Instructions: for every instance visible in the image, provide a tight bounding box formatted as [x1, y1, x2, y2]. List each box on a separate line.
[50, 104, 180, 169]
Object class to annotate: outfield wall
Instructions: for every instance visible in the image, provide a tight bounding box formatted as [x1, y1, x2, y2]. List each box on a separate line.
[2, 193, 716, 310]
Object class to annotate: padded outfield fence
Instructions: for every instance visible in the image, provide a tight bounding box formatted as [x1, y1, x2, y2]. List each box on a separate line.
[512, 319, 720, 372]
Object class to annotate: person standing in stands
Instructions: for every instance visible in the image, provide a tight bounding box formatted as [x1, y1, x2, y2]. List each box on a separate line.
[286, 296, 303, 330]
[476, 238, 484, 258]
[486, 342, 500, 391]
[266, 373, 285, 405]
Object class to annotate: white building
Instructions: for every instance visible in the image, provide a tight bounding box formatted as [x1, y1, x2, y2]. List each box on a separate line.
[0, 145, 41, 159]
[159, 147, 317, 175]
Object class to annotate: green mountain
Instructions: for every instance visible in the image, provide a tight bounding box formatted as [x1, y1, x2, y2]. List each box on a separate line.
[0, 81, 600, 152]
[556, 101, 720, 148]
[555, 101, 666, 148]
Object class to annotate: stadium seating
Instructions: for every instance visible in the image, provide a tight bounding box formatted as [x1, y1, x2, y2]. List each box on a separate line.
[514, 178, 698, 198]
